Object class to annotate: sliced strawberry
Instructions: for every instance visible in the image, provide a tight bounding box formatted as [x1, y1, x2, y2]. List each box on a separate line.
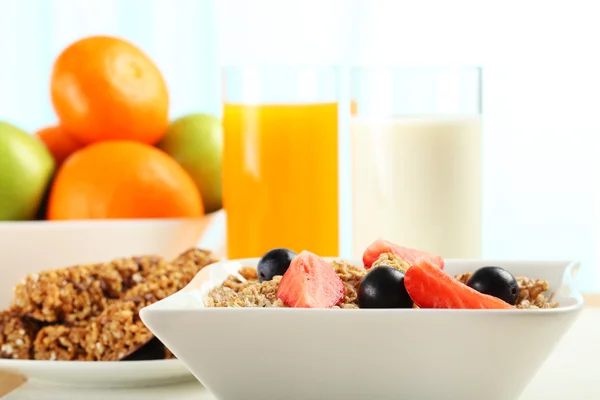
[404, 260, 513, 309]
[276, 251, 345, 308]
[362, 238, 444, 270]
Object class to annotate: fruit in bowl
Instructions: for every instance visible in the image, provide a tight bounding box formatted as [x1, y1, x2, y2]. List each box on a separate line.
[0, 35, 227, 310]
[50, 35, 169, 146]
[141, 239, 583, 400]
[47, 140, 204, 220]
[0, 122, 55, 221]
[157, 113, 223, 214]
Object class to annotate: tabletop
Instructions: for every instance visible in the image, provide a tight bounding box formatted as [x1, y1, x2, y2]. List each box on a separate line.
[6, 305, 600, 400]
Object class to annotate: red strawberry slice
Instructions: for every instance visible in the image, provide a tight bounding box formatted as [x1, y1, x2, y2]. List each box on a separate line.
[276, 251, 345, 308]
[404, 260, 513, 309]
[363, 238, 444, 270]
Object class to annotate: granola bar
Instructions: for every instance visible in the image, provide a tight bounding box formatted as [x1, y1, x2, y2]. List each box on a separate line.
[31, 301, 150, 362]
[0, 311, 41, 359]
[84, 300, 154, 361]
[11, 256, 167, 323]
[31, 248, 218, 361]
[90, 249, 218, 361]
[121, 255, 168, 288]
[33, 324, 89, 361]
[121, 249, 218, 307]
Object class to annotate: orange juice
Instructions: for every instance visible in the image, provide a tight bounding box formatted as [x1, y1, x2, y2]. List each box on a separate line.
[223, 102, 339, 259]
[350, 99, 358, 116]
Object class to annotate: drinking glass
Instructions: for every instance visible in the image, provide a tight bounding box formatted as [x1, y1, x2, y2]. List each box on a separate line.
[222, 67, 339, 259]
[350, 67, 482, 258]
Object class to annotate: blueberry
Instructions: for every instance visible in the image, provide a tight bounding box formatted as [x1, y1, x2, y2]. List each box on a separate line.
[257, 248, 297, 282]
[358, 266, 413, 308]
[467, 266, 519, 305]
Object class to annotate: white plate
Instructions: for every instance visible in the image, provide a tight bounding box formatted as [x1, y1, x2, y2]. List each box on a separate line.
[0, 359, 194, 388]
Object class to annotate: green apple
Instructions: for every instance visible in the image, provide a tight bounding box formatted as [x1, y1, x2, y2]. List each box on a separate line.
[157, 113, 222, 213]
[0, 121, 56, 220]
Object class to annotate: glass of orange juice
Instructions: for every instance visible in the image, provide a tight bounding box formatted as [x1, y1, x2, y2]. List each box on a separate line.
[222, 67, 339, 259]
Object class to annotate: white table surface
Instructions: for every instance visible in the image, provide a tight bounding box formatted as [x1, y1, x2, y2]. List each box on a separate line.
[7, 308, 600, 400]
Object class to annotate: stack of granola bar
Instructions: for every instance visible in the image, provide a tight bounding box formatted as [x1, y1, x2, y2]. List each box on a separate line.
[0, 248, 217, 361]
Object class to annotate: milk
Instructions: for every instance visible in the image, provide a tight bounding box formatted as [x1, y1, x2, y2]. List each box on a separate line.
[350, 116, 482, 259]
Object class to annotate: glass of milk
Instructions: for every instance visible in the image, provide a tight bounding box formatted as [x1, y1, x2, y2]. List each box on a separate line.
[350, 67, 482, 259]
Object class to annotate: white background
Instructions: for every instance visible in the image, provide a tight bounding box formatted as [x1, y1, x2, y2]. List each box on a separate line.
[0, 0, 598, 290]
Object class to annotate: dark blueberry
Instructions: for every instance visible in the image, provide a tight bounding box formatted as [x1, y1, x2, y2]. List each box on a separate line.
[257, 248, 297, 282]
[467, 266, 519, 305]
[358, 266, 413, 308]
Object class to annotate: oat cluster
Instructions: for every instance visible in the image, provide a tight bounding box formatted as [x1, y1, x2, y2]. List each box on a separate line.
[206, 260, 367, 309]
[0, 249, 218, 361]
[206, 254, 558, 310]
[371, 252, 411, 273]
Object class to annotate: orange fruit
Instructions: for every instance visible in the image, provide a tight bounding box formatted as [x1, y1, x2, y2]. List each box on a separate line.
[35, 125, 85, 165]
[47, 140, 204, 220]
[50, 35, 169, 145]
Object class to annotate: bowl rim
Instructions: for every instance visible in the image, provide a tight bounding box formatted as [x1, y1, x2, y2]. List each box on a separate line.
[141, 257, 585, 317]
[0, 213, 222, 230]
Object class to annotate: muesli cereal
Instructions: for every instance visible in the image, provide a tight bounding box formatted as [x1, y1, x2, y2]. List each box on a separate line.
[455, 272, 558, 309]
[206, 240, 560, 311]
[206, 258, 556, 310]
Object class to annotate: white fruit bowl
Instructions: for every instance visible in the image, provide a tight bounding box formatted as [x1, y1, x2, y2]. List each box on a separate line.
[140, 257, 584, 400]
[0, 211, 225, 308]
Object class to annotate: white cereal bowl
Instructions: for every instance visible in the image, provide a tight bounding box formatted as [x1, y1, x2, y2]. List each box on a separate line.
[0, 211, 224, 308]
[140, 258, 584, 400]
